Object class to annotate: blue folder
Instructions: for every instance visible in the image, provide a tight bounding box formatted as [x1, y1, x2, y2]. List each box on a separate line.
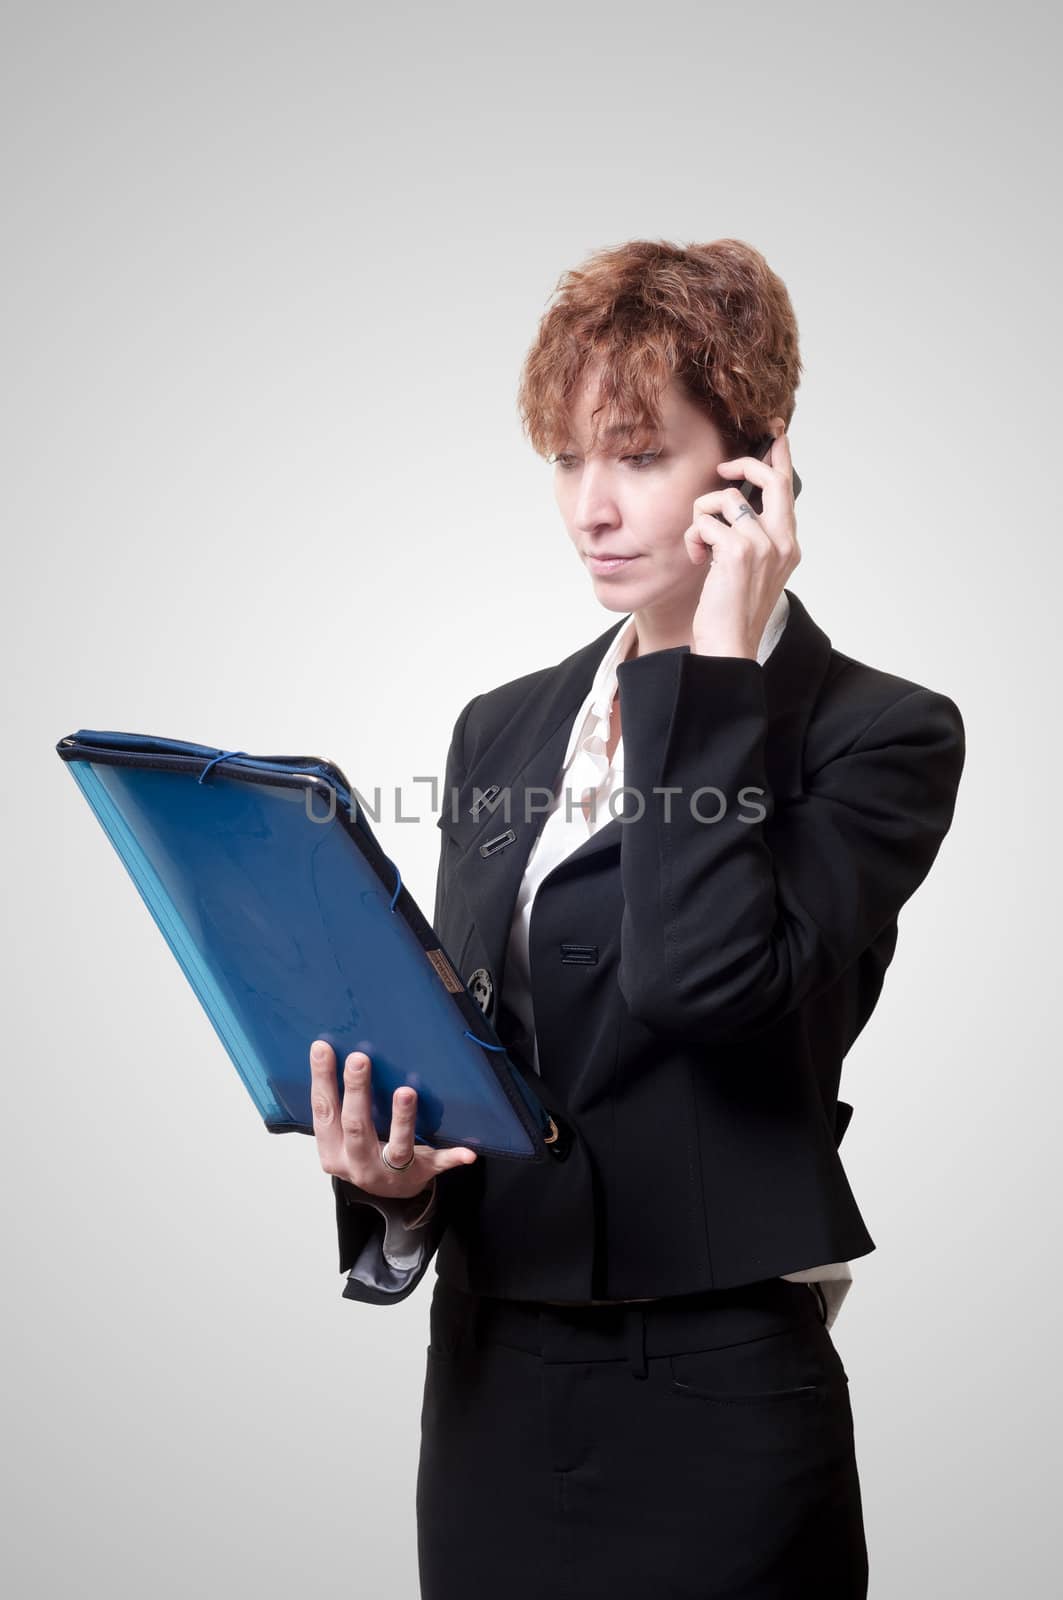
[56, 729, 555, 1162]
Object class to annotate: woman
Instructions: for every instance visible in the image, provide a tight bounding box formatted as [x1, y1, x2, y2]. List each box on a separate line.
[309, 238, 966, 1598]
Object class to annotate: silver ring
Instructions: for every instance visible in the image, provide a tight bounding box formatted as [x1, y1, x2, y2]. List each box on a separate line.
[381, 1142, 416, 1172]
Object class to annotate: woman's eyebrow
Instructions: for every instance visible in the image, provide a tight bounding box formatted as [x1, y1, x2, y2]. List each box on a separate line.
[602, 423, 662, 440]
[565, 424, 664, 449]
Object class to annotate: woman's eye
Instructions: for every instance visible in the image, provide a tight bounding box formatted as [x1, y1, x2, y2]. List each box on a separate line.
[551, 451, 660, 470]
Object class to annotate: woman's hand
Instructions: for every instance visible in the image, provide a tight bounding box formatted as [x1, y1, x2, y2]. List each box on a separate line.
[685, 429, 801, 658]
[309, 1040, 478, 1200]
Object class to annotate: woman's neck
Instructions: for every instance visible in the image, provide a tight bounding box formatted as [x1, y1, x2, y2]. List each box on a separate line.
[627, 596, 699, 659]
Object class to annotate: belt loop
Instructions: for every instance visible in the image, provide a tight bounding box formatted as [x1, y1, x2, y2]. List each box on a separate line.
[625, 1306, 648, 1379]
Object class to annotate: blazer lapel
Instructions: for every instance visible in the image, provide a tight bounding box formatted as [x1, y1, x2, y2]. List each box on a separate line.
[435, 615, 628, 994]
[436, 588, 833, 1002]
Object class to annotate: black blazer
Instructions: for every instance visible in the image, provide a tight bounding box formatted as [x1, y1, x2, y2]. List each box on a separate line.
[333, 589, 966, 1305]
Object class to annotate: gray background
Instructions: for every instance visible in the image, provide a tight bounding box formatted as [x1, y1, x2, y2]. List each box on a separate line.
[3, 1, 1058, 1594]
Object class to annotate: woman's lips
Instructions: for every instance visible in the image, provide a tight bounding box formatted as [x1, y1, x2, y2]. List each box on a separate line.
[587, 554, 640, 574]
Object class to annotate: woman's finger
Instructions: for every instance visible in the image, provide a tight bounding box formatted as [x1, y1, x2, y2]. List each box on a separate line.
[309, 1039, 343, 1175]
[428, 1142, 480, 1175]
[339, 1050, 378, 1182]
[683, 498, 775, 568]
[714, 438, 795, 544]
[384, 1088, 480, 1181]
[385, 1084, 419, 1169]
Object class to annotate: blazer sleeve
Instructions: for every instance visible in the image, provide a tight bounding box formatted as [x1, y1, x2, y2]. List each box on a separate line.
[332, 1177, 445, 1304]
[331, 690, 482, 1305]
[613, 646, 966, 1045]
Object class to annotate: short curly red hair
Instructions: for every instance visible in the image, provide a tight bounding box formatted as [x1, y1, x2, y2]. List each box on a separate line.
[516, 237, 802, 460]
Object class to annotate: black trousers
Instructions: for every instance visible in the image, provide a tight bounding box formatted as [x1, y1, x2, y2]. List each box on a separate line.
[416, 1275, 868, 1599]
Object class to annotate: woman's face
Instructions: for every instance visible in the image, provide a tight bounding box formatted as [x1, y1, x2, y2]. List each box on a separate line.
[552, 366, 734, 613]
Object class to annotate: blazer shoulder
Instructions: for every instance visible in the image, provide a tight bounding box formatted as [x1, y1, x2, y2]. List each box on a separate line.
[467, 661, 558, 728]
[809, 645, 965, 769]
[440, 662, 561, 784]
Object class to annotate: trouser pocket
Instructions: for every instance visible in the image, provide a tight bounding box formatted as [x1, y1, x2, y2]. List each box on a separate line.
[667, 1316, 848, 1405]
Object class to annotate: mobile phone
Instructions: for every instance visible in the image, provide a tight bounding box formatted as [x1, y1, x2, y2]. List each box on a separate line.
[713, 433, 802, 521]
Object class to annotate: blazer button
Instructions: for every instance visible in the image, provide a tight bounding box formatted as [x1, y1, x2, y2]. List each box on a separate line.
[467, 966, 494, 1016]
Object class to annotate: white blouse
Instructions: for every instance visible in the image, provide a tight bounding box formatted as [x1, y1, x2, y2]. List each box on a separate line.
[345, 596, 853, 1329]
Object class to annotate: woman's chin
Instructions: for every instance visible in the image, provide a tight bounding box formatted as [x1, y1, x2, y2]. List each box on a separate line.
[590, 581, 642, 614]
[587, 561, 664, 605]
[589, 566, 703, 621]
